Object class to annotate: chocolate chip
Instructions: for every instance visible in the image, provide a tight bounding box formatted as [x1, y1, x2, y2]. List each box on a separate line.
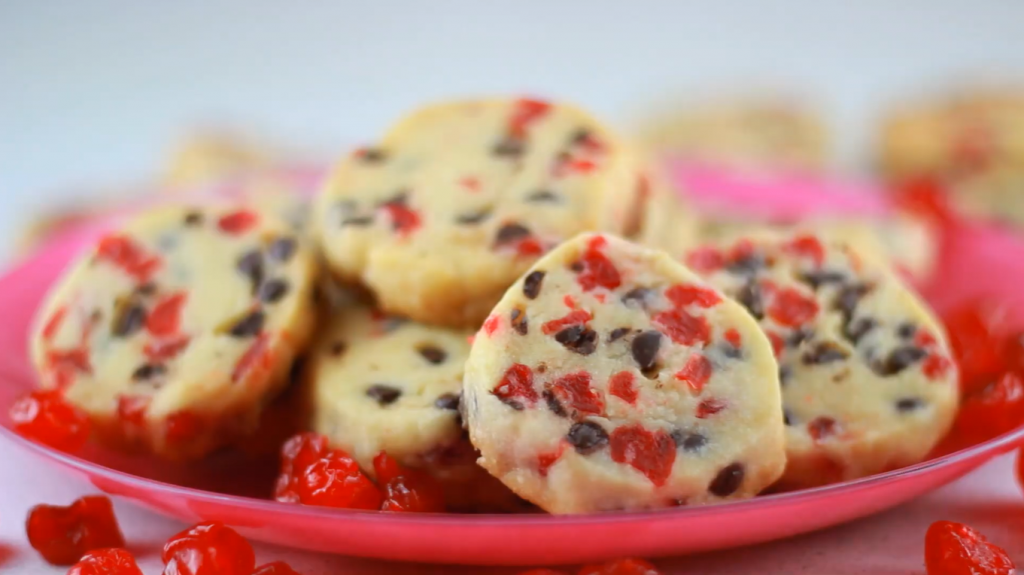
[566, 421, 609, 454]
[228, 310, 265, 338]
[897, 322, 917, 339]
[342, 215, 374, 226]
[621, 287, 654, 310]
[896, 398, 924, 412]
[131, 363, 166, 382]
[555, 325, 598, 355]
[569, 261, 584, 272]
[494, 222, 532, 246]
[786, 327, 814, 348]
[799, 270, 847, 290]
[783, 408, 794, 426]
[631, 331, 662, 375]
[358, 148, 387, 163]
[510, 308, 528, 336]
[184, 211, 204, 226]
[492, 136, 525, 158]
[456, 210, 491, 225]
[237, 250, 264, 292]
[736, 280, 764, 320]
[779, 365, 792, 385]
[112, 303, 146, 337]
[834, 283, 873, 321]
[134, 283, 157, 297]
[380, 192, 409, 208]
[525, 190, 559, 203]
[709, 463, 745, 497]
[570, 128, 593, 145]
[287, 356, 306, 386]
[726, 253, 765, 276]
[435, 392, 461, 411]
[671, 430, 708, 452]
[418, 345, 447, 364]
[722, 342, 743, 359]
[802, 341, 850, 365]
[536, 362, 548, 374]
[258, 279, 290, 303]
[543, 389, 567, 417]
[608, 327, 631, 342]
[523, 271, 545, 299]
[329, 341, 347, 356]
[873, 345, 927, 376]
[268, 237, 298, 263]
[844, 317, 877, 344]
[366, 384, 402, 406]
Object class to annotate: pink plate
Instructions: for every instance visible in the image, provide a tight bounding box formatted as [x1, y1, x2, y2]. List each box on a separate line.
[4, 176, 1024, 566]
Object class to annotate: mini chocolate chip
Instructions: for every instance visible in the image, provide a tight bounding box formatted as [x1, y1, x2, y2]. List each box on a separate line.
[783, 408, 794, 426]
[510, 308, 528, 335]
[287, 356, 306, 386]
[567, 421, 609, 454]
[268, 237, 298, 262]
[131, 363, 166, 382]
[835, 283, 873, 321]
[555, 325, 598, 355]
[722, 342, 742, 359]
[726, 253, 765, 276]
[736, 280, 764, 320]
[525, 190, 559, 203]
[799, 270, 847, 290]
[569, 261, 584, 272]
[380, 191, 409, 208]
[435, 392, 461, 411]
[492, 137, 525, 158]
[418, 345, 447, 364]
[237, 250, 264, 292]
[523, 271, 545, 299]
[608, 327, 632, 342]
[631, 331, 662, 375]
[358, 148, 387, 163]
[896, 398, 924, 412]
[184, 211, 204, 226]
[330, 341, 347, 356]
[342, 215, 374, 226]
[456, 210, 491, 225]
[802, 341, 850, 365]
[897, 322, 917, 339]
[228, 310, 265, 338]
[786, 327, 814, 348]
[543, 389, 567, 417]
[258, 279, 290, 303]
[844, 317, 878, 344]
[536, 362, 548, 374]
[494, 222, 532, 246]
[366, 384, 402, 406]
[709, 463, 745, 497]
[779, 365, 792, 385]
[134, 283, 157, 297]
[671, 430, 708, 452]
[621, 287, 654, 310]
[112, 303, 147, 337]
[873, 345, 927, 376]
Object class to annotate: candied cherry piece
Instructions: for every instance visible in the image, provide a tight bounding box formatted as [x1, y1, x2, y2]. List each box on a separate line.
[253, 562, 304, 575]
[69, 548, 143, 575]
[925, 520, 1014, 575]
[26, 495, 125, 566]
[578, 558, 663, 575]
[952, 371, 1024, 447]
[10, 389, 90, 452]
[1001, 330, 1024, 375]
[274, 432, 329, 502]
[373, 452, 446, 513]
[162, 521, 255, 575]
[300, 451, 383, 510]
[942, 302, 1010, 395]
[893, 176, 958, 229]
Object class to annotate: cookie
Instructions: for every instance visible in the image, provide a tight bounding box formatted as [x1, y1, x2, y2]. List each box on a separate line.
[685, 232, 958, 489]
[164, 130, 279, 188]
[463, 233, 786, 513]
[30, 205, 319, 459]
[631, 174, 700, 258]
[313, 97, 646, 327]
[307, 304, 522, 511]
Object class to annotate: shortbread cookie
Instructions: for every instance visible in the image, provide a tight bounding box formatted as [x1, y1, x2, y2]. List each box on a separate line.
[314, 97, 645, 327]
[463, 233, 785, 513]
[30, 205, 318, 459]
[686, 232, 958, 489]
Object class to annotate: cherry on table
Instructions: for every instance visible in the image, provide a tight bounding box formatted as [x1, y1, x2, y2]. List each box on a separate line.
[10, 389, 90, 452]
[68, 548, 143, 575]
[162, 521, 255, 575]
[373, 452, 446, 513]
[925, 520, 1014, 575]
[951, 371, 1024, 447]
[26, 495, 125, 566]
[299, 451, 383, 510]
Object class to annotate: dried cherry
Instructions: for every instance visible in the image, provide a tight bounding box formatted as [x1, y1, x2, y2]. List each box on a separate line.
[924, 520, 1014, 575]
[26, 495, 125, 565]
[161, 521, 255, 575]
[10, 390, 90, 452]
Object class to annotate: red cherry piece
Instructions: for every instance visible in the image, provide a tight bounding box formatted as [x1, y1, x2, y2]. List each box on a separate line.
[653, 309, 711, 346]
[146, 292, 188, 337]
[162, 521, 255, 575]
[116, 395, 150, 426]
[808, 417, 838, 442]
[578, 557, 663, 575]
[96, 234, 162, 282]
[492, 363, 539, 408]
[45, 348, 93, 389]
[685, 246, 725, 274]
[232, 333, 271, 383]
[68, 548, 143, 575]
[514, 236, 545, 257]
[482, 313, 501, 336]
[665, 284, 722, 309]
[541, 310, 593, 335]
[574, 240, 622, 292]
[953, 372, 1024, 446]
[943, 303, 1008, 395]
[253, 562, 304, 575]
[674, 355, 712, 394]
[724, 328, 742, 348]
[894, 176, 957, 228]
[924, 520, 1014, 575]
[766, 331, 784, 358]
[767, 288, 819, 328]
[275, 432, 330, 502]
[537, 445, 565, 477]
[165, 410, 203, 446]
[508, 97, 551, 138]
[144, 335, 191, 362]
[783, 235, 825, 267]
[923, 354, 953, 380]
[458, 176, 481, 192]
[372, 451, 406, 483]
[217, 210, 260, 235]
[299, 452, 383, 510]
[42, 306, 68, 341]
[380, 471, 446, 513]
[696, 398, 725, 419]
[609, 371, 638, 404]
[609, 424, 676, 487]
[915, 330, 938, 347]
[10, 390, 90, 452]
[546, 372, 604, 417]
[380, 202, 422, 237]
[26, 496, 125, 566]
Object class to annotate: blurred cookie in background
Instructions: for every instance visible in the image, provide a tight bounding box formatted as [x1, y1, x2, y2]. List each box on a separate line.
[164, 128, 282, 188]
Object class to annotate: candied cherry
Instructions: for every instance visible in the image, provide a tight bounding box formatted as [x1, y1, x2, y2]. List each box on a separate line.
[942, 302, 1011, 395]
[253, 562, 304, 575]
[578, 558, 663, 575]
[925, 520, 1014, 575]
[68, 548, 143, 575]
[10, 389, 90, 452]
[162, 521, 255, 575]
[951, 372, 1024, 447]
[274, 432, 329, 502]
[893, 176, 958, 229]
[26, 495, 125, 566]
[299, 451, 383, 510]
[373, 452, 446, 513]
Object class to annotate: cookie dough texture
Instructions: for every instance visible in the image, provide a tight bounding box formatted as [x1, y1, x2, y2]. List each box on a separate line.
[30, 205, 318, 459]
[687, 232, 958, 489]
[463, 233, 786, 514]
[314, 97, 649, 327]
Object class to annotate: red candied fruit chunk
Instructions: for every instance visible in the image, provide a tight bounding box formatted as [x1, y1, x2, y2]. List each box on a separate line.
[373, 452, 446, 513]
[300, 451, 383, 510]
[146, 292, 188, 337]
[951, 372, 1024, 447]
[696, 398, 725, 419]
[492, 363, 539, 408]
[26, 495, 125, 566]
[579, 558, 663, 575]
[537, 444, 566, 477]
[924, 520, 1014, 575]
[783, 234, 825, 267]
[653, 309, 711, 346]
[517, 570, 567, 575]
[665, 284, 721, 309]
[674, 355, 712, 394]
[380, 202, 422, 237]
[69, 548, 143, 575]
[10, 390, 90, 452]
[96, 234, 162, 282]
[42, 306, 68, 341]
[144, 335, 191, 362]
[546, 372, 605, 417]
[1003, 331, 1024, 375]
[766, 331, 784, 358]
[253, 562, 305, 575]
[575, 236, 622, 292]
[275, 432, 330, 503]
[217, 210, 260, 235]
[767, 288, 819, 328]
[508, 97, 551, 137]
[164, 410, 204, 446]
[943, 302, 1011, 395]
[609, 371, 638, 404]
[232, 333, 272, 383]
[541, 310, 593, 335]
[116, 395, 150, 426]
[46, 348, 93, 389]
[685, 246, 725, 274]
[482, 313, 501, 336]
[609, 425, 676, 487]
[162, 521, 255, 575]
[923, 353, 953, 380]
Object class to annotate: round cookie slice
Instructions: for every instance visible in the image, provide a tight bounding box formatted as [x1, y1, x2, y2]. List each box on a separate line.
[685, 232, 958, 490]
[314, 97, 645, 327]
[30, 205, 318, 459]
[307, 304, 523, 512]
[463, 233, 785, 514]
